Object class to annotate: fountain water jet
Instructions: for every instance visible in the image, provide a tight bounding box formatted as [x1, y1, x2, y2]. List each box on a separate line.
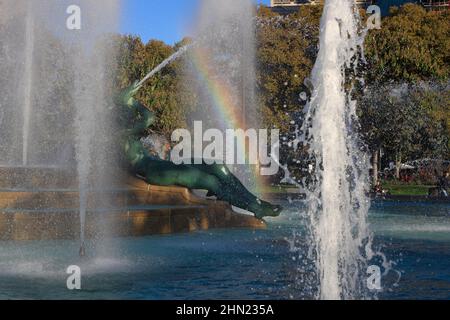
[22, 1, 35, 166]
[67, 0, 121, 255]
[137, 45, 191, 88]
[301, 0, 373, 299]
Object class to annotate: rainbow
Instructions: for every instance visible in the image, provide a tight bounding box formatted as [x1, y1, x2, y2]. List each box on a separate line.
[190, 47, 245, 130]
[189, 47, 266, 195]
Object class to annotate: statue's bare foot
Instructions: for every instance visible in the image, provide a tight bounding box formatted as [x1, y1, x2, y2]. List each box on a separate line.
[251, 200, 282, 220]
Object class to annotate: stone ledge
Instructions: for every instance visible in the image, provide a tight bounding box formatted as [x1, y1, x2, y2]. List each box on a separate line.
[0, 205, 266, 241]
[0, 171, 266, 240]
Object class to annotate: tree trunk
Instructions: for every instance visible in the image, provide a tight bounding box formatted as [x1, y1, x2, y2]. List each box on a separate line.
[395, 153, 401, 180]
[372, 149, 379, 186]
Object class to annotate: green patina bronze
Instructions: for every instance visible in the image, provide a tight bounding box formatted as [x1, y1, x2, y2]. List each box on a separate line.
[115, 82, 282, 219]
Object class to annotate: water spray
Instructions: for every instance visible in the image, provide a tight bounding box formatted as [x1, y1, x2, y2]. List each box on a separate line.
[79, 241, 86, 257]
[22, 1, 35, 166]
[136, 44, 191, 89]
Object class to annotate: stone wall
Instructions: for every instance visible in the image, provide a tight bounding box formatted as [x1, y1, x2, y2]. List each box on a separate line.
[0, 167, 265, 241]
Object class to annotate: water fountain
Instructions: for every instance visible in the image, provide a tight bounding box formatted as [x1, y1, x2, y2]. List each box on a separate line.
[301, 0, 373, 299]
[0, 0, 446, 301]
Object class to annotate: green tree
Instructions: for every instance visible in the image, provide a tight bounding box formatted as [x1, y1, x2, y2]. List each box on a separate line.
[256, 5, 321, 132]
[365, 4, 450, 83]
[359, 82, 449, 182]
[361, 4, 449, 182]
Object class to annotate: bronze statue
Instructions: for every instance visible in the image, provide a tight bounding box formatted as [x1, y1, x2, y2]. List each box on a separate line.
[115, 82, 282, 219]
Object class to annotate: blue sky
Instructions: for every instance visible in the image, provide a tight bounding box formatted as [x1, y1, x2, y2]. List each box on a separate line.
[120, 0, 270, 45]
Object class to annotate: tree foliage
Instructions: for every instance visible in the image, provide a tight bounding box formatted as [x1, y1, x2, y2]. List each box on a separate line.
[360, 4, 449, 165]
[359, 83, 449, 163]
[256, 5, 321, 132]
[365, 4, 450, 82]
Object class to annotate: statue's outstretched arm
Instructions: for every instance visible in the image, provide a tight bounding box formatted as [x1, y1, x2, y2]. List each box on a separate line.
[116, 82, 156, 135]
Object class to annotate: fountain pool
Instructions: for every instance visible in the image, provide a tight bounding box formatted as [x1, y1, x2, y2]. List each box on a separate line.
[0, 199, 448, 300]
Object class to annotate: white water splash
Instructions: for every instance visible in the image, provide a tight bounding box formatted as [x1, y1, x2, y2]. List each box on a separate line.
[302, 0, 372, 300]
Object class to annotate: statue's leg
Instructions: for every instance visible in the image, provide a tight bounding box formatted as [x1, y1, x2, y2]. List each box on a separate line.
[194, 163, 282, 219]
[194, 163, 254, 198]
[136, 159, 281, 219]
[150, 162, 220, 191]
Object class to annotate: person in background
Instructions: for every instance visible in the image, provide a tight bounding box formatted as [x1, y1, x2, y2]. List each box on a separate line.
[437, 171, 449, 197]
[373, 180, 389, 196]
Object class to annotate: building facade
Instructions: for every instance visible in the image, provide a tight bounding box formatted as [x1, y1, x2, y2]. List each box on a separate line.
[269, 0, 314, 6]
[419, 0, 449, 10]
[269, 0, 374, 14]
[269, 0, 374, 7]
[269, 0, 448, 14]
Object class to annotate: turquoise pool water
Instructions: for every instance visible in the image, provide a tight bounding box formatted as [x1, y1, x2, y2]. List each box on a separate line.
[0, 200, 448, 300]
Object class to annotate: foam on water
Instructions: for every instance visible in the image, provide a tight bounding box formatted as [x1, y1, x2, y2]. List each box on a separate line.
[371, 213, 450, 241]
